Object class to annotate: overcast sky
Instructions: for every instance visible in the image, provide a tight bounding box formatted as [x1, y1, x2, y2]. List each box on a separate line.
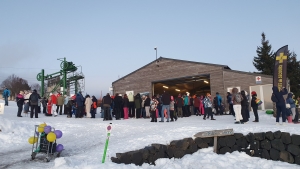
[1, 0, 299, 97]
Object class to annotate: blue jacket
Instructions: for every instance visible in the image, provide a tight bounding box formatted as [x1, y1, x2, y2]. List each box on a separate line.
[216, 94, 222, 105]
[2, 89, 10, 97]
[272, 86, 288, 107]
[184, 96, 189, 106]
[76, 93, 84, 107]
[286, 93, 296, 108]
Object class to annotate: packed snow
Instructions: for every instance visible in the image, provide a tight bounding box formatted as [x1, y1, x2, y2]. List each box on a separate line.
[0, 100, 299, 169]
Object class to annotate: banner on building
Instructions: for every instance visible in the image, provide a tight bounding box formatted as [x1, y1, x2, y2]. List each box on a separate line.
[273, 45, 288, 89]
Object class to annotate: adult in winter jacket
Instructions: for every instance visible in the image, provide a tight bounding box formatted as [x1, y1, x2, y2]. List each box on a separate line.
[75, 91, 85, 118]
[241, 90, 249, 123]
[272, 86, 288, 124]
[176, 94, 184, 118]
[286, 92, 296, 121]
[123, 94, 129, 119]
[85, 95, 93, 118]
[63, 95, 69, 115]
[128, 92, 135, 118]
[57, 94, 64, 115]
[144, 95, 151, 118]
[134, 93, 142, 118]
[216, 92, 223, 115]
[114, 93, 123, 120]
[251, 91, 259, 122]
[16, 91, 25, 117]
[160, 91, 171, 122]
[232, 88, 243, 124]
[103, 93, 112, 120]
[227, 92, 235, 116]
[203, 93, 215, 120]
[91, 96, 98, 118]
[193, 96, 200, 116]
[29, 89, 41, 118]
[24, 91, 31, 114]
[2, 88, 10, 106]
[50, 93, 58, 116]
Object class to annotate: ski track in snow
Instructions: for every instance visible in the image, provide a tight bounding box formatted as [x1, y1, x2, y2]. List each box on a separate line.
[0, 100, 300, 169]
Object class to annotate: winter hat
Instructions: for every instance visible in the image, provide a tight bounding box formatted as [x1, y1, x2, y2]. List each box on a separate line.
[251, 91, 256, 95]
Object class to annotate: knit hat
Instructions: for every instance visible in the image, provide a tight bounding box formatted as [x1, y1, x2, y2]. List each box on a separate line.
[251, 91, 256, 95]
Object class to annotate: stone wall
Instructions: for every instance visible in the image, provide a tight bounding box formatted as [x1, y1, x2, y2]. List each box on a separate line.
[111, 131, 300, 166]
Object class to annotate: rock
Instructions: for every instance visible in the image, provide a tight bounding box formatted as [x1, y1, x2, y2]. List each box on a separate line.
[116, 153, 123, 159]
[165, 146, 174, 158]
[218, 137, 227, 148]
[250, 140, 260, 150]
[140, 148, 150, 160]
[236, 137, 249, 148]
[234, 133, 244, 140]
[271, 139, 285, 151]
[295, 155, 300, 165]
[292, 135, 300, 146]
[280, 151, 294, 164]
[226, 136, 236, 148]
[252, 149, 262, 157]
[173, 149, 185, 158]
[273, 130, 282, 139]
[188, 142, 198, 154]
[202, 137, 213, 144]
[270, 148, 280, 161]
[243, 149, 252, 156]
[144, 146, 156, 154]
[287, 144, 300, 156]
[156, 150, 165, 159]
[118, 152, 131, 164]
[183, 137, 194, 144]
[254, 132, 265, 141]
[152, 143, 167, 152]
[111, 157, 120, 164]
[219, 147, 231, 154]
[198, 142, 209, 149]
[208, 137, 214, 146]
[194, 137, 203, 145]
[261, 149, 270, 160]
[260, 140, 271, 150]
[265, 131, 274, 141]
[281, 132, 291, 144]
[128, 151, 143, 165]
[246, 133, 255, 143]
[231, 145, 240, 152]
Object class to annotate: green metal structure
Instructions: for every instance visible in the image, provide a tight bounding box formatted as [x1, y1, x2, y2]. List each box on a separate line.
[36, 57, 84, 97]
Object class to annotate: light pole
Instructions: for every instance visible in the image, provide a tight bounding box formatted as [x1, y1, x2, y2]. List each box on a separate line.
[154, 47, 157, 60]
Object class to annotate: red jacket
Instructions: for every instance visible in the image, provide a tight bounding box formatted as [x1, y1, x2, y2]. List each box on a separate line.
[51, 95, 57, 104]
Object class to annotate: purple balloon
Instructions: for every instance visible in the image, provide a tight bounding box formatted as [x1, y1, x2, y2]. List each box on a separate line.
[54, 130, 63, 139]
[44, 126, 52, 134]
[56, 144, 64, 152]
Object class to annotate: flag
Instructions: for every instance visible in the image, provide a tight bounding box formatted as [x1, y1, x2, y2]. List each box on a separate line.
[273, 45, 288, 89]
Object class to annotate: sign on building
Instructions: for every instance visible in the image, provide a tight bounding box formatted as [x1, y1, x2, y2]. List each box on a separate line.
[256, 76, 262, 84]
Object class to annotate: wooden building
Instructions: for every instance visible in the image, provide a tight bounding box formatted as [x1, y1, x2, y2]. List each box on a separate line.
[112, 57, 273, 109]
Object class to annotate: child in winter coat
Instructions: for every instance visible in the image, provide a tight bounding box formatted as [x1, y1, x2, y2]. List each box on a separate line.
[46, 97, 53, 116]
[251, 91, 259, 122]
[150, 97, 158, 122]
[170, 96, 177, 122]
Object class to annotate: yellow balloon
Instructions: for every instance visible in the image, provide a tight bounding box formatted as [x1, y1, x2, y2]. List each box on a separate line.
[47, 132, 56, 142]
[38, 123, 47, 133]
[28, 136, 38, 144]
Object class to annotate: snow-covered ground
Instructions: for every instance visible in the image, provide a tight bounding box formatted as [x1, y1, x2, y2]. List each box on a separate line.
[0, 100, 299, 169]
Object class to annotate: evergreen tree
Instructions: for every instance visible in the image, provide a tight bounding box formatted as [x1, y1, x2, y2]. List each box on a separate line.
[253, 33, 274, 75]
[286, 51, 300, 97]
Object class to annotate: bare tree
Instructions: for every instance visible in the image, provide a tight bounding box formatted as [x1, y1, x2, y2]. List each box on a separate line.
[1, 74, 31, 98]
[30, 83, 41, 92]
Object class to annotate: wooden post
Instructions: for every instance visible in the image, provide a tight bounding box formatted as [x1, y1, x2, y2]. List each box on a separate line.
[194, 129, 234, 154]
[213, 136, 217, 153]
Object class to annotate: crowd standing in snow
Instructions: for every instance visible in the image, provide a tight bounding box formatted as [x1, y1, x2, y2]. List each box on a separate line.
[6, 85, 300, 125]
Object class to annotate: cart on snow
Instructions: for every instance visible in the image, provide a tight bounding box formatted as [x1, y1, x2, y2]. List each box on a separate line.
[30, 125, 63, 162]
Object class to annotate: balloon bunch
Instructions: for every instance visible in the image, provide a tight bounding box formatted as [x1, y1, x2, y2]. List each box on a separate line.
[28, 123, 64, 152]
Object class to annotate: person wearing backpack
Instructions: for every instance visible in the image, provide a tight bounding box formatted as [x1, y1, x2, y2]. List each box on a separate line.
[232, 88, 243, 124]
[29, 89, 41, 118]
[251, 91, 259, 122]
[272, 86, 288, 125]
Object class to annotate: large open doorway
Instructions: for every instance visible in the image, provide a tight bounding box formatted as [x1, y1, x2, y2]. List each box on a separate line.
[152, 74, 210, 97]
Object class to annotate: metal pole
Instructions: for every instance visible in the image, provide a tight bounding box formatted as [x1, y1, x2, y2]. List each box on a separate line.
[41, 69, 44, 97]
[156, 48, 157, 60]
[63, 57, 67, 95]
